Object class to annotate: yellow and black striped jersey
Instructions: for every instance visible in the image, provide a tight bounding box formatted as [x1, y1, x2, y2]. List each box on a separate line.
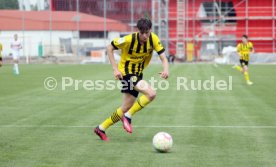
[111, 32, 165, 76]
[237, 42, 254, 61]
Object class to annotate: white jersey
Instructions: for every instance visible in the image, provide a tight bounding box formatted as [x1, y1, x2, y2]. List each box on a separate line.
[10, 39, 22, 59]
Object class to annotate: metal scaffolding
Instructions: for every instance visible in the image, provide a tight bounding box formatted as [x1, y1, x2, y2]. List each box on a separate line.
[170, 0, 276, 61]
[1, 0, 275, 64]
[152, 0, 169, 55]
[176, 0, 185, 59]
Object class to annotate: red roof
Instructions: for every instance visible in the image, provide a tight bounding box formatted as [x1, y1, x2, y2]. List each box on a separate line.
[0, 10, 128, 31]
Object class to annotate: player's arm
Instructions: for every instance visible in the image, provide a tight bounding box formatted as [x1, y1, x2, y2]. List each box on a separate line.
[107, 36, 129, 79]
[159, 53, 169, 79]
[250, 47, 255, 54]
[250, 43, 255, 54]
[152, 34, 169, 79]
[107, 44, 122, 80]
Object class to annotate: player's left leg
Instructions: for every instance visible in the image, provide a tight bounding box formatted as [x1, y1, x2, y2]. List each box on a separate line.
[124, 80, 156, 120]
[120, 80, 156, 133]
[13, 59, 19, 75]
[94, 92, 136, 140]
[234, 65, 243, 72]
[243, 64, 253, 85]
[95, 93, 135, 136]
[98, 93, 135, 131]
[12, 53, 20, 75]
[233, 59, 243, 72]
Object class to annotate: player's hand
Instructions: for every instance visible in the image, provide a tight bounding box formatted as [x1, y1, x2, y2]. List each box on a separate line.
[159, 70, 169, 79]
[113, 69, 123, 80]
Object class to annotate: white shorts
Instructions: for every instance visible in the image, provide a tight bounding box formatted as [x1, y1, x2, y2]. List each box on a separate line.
[12, 51, 20, 60]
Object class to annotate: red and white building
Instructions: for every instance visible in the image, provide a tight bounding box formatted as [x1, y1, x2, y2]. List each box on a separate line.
[0, 10, 127, 57]
[2, 0, 275, 60]
[168, 0, 276, 60]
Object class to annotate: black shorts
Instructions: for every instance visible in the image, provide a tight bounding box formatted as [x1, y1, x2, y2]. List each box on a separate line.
[120, 74, 143, 98]
[240, 59, 249, 66]
[0, 57, 2, 61]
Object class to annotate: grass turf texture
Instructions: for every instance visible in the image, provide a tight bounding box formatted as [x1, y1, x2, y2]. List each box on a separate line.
[0, 64, 275, 167]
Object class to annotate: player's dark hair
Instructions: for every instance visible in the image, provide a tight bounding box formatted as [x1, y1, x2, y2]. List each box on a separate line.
[137, 18, 152, 33]
[242, 35, 248, 39]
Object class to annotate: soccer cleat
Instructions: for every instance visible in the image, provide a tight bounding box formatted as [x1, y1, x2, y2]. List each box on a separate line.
[247, 81, 253, 85]
[121, 115, 132, 133]
[94, 126, 109, 141]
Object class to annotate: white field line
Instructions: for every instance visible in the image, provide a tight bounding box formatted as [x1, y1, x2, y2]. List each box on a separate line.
[0, 125, 276, 129]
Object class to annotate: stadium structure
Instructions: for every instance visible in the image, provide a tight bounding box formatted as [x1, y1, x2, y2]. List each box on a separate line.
[49, 0, 276, 61]
[0, 0, 275, 63]
[1, 1, 276, 167]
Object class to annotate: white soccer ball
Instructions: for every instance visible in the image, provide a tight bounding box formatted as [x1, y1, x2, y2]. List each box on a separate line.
[152, 132, 173, 152]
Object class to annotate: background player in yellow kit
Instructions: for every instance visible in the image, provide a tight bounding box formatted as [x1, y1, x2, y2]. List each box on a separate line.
[234, 35, 254, 85]
[94, 18, 169, 141]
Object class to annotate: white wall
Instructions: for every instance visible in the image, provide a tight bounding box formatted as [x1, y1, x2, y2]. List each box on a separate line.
[79, 32, 120, 48]
[18, 0, 49, 11]
[0, 31, 121, 57]
[0, 31, 74, 57]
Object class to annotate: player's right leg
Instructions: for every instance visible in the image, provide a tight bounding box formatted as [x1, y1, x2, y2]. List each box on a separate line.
[12, 53, 19, 75]
[232, 59, 243, 72]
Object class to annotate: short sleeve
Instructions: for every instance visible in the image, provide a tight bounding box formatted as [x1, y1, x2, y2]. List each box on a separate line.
[152, 34, 165, 55]
[111, 36, 128, 50]
[237, 44, 241, 52]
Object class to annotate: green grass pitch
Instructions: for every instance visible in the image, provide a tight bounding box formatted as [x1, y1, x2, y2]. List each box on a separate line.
[0, 64, 275, 167]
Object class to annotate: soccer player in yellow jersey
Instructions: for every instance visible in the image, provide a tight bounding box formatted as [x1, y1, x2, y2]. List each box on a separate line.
[94, 18, 169, 141]
[234, 35, 254, 85]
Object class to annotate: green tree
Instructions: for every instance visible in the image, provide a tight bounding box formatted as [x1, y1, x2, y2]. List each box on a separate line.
[0, 0, 19, 9]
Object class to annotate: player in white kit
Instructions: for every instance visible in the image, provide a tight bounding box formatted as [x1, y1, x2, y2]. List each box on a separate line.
[10, 34, 22, 75]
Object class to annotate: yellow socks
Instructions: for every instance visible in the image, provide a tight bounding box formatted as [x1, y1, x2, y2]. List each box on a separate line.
[235, 65, 243, 72]
[234, 65, 252, 84]
[99, 107, 123, 131]
[125, 95, 151, 118]
[244, 71, 250, 82]
[99, 95, 152, 131]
